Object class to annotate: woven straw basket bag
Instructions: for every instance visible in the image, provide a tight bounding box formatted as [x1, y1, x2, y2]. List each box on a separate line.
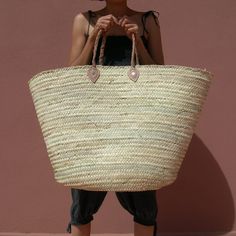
[28, 29, 213, 191]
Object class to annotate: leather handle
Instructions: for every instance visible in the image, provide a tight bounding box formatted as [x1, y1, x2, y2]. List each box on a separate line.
[87, 29, 140, 83]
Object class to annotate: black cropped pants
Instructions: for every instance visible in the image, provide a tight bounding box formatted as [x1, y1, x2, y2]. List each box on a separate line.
[66, 188, 158, 236]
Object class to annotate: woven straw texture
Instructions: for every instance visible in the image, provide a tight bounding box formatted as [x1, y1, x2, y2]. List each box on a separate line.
[28, 31, 213, 191]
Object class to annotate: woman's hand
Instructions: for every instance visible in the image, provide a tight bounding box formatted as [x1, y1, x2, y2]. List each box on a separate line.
[89, 14, 119, 42]
[118, 15, 141, 40]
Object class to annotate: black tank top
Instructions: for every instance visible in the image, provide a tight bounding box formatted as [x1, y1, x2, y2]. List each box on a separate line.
[86, 10, 160, 66]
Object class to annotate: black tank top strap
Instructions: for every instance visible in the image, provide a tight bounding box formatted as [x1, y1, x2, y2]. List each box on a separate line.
[86, 10, 93, 37]
[141, 10, 160, 36]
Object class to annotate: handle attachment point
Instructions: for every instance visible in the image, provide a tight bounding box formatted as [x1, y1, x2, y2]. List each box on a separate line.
[87, 66, 100, 83]
[128, 67, 140, 81]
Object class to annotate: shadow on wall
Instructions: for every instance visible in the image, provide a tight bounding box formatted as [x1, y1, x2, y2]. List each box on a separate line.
[156, 133, 234, 234]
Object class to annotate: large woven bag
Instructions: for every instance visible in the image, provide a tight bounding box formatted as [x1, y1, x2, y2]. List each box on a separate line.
[28, 29, 213, 191]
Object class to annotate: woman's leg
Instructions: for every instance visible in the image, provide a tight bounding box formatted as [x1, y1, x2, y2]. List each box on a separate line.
[116, 190, 158, 236]
[71, 223, 91, 236]
[134, 222, 156, 236]
[66, 188, 107, 235]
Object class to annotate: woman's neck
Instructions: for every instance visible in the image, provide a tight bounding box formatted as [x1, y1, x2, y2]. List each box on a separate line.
[103, 1, 130, 18]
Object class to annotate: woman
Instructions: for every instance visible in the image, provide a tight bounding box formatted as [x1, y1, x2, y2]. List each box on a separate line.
[66, 1, 165, 236]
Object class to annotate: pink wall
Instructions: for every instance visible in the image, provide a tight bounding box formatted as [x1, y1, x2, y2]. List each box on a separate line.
[0, 0, 235, 235]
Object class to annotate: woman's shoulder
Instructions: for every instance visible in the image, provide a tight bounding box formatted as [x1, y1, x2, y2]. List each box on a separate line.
[142, 10, 160, 31]
[71, 11, 94, 39]
[71, 12, 89, 30]
[73, 10, 95, 21]
[72, 11, 90, 26]
[72, 10, 96, 29]
[139, 10, 160, 39]
[129, 10, 160, 28]
[142, 10, 160, 21]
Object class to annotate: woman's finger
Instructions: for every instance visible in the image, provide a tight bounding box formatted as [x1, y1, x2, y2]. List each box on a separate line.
[121, 18, 129, 27]
[117, 16, 122, 25]
[118, 15, 129, 25]
[97, 23, 108, 31]
[124, 23, 136, 28]
[127, 26, 138, 33]
[99, 19, 112, 25]
[102, 14, 118, 24]
[97, 19, 114, 31]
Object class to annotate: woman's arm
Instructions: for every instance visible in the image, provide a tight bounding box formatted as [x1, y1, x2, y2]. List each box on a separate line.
[135, 36, 155, 65]
[67, 12, 118, 66]
[67, 13, 95, 66]
[136, 13, 165, 65]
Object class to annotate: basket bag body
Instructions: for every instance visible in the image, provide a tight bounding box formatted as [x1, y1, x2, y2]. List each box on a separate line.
[28, 30, 213, 191]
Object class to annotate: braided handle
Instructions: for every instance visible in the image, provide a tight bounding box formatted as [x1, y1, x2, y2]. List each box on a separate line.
[87, 29, 140, 83]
